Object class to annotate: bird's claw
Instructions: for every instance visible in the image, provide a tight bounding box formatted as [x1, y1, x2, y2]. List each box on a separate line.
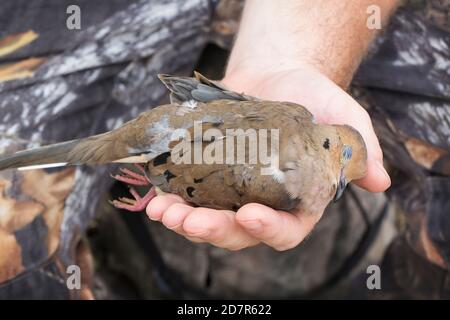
[111, 164, 150, 186]
[111, 186, 157, 212]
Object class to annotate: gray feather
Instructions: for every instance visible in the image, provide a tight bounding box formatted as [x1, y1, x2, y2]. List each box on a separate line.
[158, 72, 257, 104]
[0, 140, 78, 170]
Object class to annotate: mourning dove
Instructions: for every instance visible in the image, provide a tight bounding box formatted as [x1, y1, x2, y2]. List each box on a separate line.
[0, 72, 367, 214]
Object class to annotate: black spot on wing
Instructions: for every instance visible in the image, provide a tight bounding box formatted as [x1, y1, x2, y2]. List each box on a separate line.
[164, 170, 176, 182]
[153, 152, 171, 166]
[194, 178, 203, 183]
[129, 150, 152, 156]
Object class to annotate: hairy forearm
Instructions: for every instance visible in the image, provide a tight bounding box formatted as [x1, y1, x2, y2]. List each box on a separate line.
[226, 0, 400, 88]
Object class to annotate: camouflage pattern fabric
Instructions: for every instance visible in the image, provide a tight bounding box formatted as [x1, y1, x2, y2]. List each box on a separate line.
[0, 0, 211, 299]
[354, 3, 450, 270]
[408, 0, 450, 32]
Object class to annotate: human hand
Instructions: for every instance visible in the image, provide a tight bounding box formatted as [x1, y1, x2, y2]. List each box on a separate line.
[146, 65, 391, 251]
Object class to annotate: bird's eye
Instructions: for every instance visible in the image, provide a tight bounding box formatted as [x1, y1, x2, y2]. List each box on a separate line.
[342, 145, 353, 161]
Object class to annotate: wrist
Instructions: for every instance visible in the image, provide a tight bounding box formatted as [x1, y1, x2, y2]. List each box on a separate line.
[223, 60, 328, 96]
[224, 43, 356, 93]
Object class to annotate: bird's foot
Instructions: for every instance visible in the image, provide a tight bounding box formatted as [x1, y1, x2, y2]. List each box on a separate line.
[110, 186, 156, 212]
[111, 164, 149, 186]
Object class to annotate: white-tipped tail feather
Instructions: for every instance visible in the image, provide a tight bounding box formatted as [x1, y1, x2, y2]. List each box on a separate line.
[18, 162, 69, 171]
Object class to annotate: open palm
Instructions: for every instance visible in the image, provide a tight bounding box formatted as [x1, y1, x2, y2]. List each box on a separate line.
[146, 66, 390, 251]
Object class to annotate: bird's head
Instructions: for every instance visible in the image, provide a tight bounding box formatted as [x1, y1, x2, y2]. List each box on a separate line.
[332, 125, 367, 201]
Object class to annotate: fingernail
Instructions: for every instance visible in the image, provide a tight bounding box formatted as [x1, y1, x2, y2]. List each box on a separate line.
[242, 220, 262, 232]
[376, 161, 391, 186]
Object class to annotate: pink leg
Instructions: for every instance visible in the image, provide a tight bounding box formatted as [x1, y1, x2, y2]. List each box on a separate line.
[111, 164, 150, 186]
[111, 164, 155, 212]
[111, 186, 157, 212]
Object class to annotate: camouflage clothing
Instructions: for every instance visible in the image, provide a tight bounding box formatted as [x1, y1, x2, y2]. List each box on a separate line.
[349, 1, 450, 298]
[354, 2, 450, 267]
[0, 0, 211, 299]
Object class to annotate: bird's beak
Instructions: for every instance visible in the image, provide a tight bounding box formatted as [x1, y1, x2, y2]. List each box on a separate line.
[333, 174, 347, 202]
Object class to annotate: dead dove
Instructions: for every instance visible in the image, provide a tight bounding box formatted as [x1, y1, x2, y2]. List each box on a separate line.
[0, 72, 367, 214]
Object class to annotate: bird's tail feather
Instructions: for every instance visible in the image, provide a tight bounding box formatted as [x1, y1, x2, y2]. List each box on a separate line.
[0, 139, 79, 171]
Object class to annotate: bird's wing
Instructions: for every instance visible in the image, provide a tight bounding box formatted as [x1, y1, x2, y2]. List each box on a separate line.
[158, 71, 258, 104]
[0, 72, 315, 171]
[145, 100, 313, 210]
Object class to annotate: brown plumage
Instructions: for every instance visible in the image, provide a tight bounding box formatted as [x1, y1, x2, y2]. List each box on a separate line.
[0, 72, 367, 213]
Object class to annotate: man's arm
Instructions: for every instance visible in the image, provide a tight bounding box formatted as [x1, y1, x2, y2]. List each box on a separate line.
[147, 0, 398, 251]
[226, 0, 400, 88]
